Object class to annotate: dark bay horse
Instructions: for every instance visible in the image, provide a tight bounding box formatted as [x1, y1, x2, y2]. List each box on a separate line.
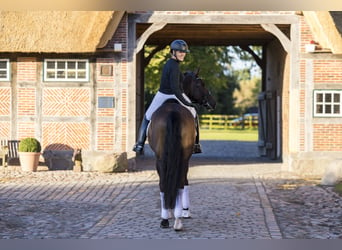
[147, 70, 216, 231]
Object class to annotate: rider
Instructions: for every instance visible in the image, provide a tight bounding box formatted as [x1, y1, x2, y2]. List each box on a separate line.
[132, 39, 202, 154]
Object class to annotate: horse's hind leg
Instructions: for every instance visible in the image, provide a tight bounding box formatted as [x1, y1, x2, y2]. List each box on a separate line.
[173, 189, 184, 231]
[159, 192, 170, 228]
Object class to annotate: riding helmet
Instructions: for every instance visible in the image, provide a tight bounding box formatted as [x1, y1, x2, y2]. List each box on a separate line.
[170, 39, 190, 53]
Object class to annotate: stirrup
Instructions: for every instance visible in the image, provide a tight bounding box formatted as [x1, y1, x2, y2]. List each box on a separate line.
[132, 143, 144, 154]
[193, 144, 202, 154]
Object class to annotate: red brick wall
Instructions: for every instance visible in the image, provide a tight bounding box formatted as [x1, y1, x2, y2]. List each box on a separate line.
[313, 124, 342, 151]
[299, 89, 305, 151]
[96, 58, 115, 83]
[300, 17, 316, 53]
[107, 14, 127, 53]
[0, 122, 10, 138]
[42, 88, 90, 117]
[311, 59, 342, 151]
[313, 60, 342, 83]
[96, 123, 114, 151]
[18, 122, 35, 139]
[18, 87, 36, 116]
[0, 88, 10, 116]
[17, 57, 37, 83]
[41, 88, 91, 150]
[0, 88, 11, 138]
[97, 88, 115, 151]
[299, 58, 306, 151]
[120, 88, 128, 151]
[42, 122, 90, 150]
[299, 15, 342, 152]
[17, 87, 36, 140]
[97, 88, 115, 117]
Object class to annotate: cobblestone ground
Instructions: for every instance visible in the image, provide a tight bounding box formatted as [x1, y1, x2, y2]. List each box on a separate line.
[0, 141, 342, 239]
[263, 177, 342, 239]
[0, 162, 278, 239]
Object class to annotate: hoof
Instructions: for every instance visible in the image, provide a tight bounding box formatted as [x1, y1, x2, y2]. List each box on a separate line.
[182, 209, 191, 219]
[173, 218, 183, 231]
[160, 219, 169, 228]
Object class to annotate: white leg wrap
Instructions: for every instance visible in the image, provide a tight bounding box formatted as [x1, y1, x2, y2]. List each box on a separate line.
[173, 189, 183, 219]
[182, 185, 190, 209]
[160, 192, 169, 219]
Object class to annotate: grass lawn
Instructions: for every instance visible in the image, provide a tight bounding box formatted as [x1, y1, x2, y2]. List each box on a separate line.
[200, 128, 258, 141]
[334, 182, 342, 196]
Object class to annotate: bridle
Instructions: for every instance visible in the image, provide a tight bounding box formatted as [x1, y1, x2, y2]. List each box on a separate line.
[185, 72, 214, 111]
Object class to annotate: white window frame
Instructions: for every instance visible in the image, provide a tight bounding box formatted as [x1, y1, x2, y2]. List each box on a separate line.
[43, 59, 89, 82]
[313, 90, 342, 117]
[0, 59, 10, 81]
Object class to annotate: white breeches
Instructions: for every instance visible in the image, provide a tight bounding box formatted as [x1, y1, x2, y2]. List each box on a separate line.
[145, 91, 197, 121]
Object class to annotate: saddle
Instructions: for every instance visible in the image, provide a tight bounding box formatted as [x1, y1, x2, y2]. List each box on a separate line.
[163, 98, 181, 105]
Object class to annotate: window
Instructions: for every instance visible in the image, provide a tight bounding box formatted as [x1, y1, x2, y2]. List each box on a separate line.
[0, 59, 10, 81]
[314, 90, 342, 117]
[44, 59, 89, 82]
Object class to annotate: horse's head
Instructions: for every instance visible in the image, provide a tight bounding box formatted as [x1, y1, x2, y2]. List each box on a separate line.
[183, 70, 216, 111]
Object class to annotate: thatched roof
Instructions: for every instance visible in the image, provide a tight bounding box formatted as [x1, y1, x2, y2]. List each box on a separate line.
[0, 11, 124, 53]
[1, 11, 341, 54]
[303, 11, 342, 54]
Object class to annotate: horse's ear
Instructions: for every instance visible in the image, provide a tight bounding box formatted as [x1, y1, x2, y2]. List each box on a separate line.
[195, 68, 200, 77]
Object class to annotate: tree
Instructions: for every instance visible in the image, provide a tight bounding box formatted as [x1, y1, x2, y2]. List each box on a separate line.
[214, 71, 240, 115]
[233, 75, 261, 114]
[144, 45, 169, 107]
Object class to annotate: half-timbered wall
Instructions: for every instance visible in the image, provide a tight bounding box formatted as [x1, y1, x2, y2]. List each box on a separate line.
[1, 11, 342, 176]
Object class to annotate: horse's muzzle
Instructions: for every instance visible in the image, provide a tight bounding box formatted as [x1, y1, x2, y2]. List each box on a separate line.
[203, 102, 215, 111]
[203, 95, 216, 111]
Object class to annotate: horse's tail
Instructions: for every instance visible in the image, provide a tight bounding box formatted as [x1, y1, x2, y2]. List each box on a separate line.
[162, 110, 183, 209]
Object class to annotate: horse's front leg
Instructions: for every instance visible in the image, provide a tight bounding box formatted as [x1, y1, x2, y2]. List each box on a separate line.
[182, 185, 191, 218]
[173, 160, 190, 231]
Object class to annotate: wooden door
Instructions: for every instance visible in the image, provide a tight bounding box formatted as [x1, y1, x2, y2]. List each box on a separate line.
[258, 91, 277, 159]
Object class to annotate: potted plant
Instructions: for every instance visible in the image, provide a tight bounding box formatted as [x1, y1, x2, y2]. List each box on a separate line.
[18, 137, 42, 172]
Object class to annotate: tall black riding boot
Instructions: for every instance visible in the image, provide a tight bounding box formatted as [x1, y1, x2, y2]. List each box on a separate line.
[133, 116, 150, 154]
[193, 115, 202, 154]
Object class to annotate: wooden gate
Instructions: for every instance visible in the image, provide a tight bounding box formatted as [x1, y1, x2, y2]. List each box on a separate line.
[258, 91, 278, 159]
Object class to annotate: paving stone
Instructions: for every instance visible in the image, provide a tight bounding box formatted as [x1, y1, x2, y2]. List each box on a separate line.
[0, 141, 341, 239]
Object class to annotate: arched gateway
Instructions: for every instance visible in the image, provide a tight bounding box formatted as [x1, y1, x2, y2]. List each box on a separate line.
[127, 11, 299, 168]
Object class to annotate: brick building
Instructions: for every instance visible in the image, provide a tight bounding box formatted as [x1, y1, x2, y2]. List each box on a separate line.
[0, 11, 342, 175]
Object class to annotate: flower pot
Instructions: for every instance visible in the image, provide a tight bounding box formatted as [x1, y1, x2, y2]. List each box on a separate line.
[19, 152, 41, 172]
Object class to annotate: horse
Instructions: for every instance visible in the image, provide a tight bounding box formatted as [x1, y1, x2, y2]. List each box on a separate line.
[147, 70, 216, 231]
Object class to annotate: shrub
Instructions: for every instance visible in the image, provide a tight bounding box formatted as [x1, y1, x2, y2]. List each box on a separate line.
[19, 138, 42, 152]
